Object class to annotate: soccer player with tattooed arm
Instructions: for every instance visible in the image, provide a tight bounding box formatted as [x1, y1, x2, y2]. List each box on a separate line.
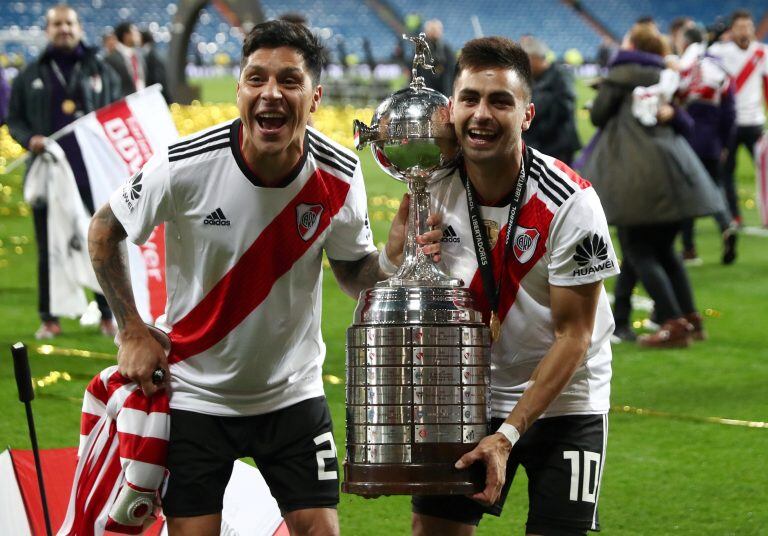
[87, 20, 442, 536]
[411, 37, 619, 536]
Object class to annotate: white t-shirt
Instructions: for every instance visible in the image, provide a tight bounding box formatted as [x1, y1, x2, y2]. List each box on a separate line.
[110, 119, 376, 416]
[709, 40, 768, 126]
[430, 148, 619, 418]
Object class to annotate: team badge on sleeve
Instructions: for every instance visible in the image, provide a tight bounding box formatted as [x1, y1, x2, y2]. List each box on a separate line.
[513, 226, 540, 263]
[296, 203, 324, 241]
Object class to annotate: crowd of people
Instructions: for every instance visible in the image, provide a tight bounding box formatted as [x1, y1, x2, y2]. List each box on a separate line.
[508, 11, 766, 348]
[1, 4, 766, 535]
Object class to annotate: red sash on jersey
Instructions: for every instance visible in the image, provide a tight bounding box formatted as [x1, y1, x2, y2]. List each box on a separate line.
[168, 169, 351, 363]
[734, 47, 765, 93]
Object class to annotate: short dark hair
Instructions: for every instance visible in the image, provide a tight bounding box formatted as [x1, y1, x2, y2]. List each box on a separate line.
[114, 21, 135, 44]
[669, 16, 691, 34]
[140, 29, 154, 46]
[278, 12, 308, 26]
[730, 9, 752, 26]
[240, 20, 327, 83]
[454, 37, 533, 101]
[683, 26, 704, 46]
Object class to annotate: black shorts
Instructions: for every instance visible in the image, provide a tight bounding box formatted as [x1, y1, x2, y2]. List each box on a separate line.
[412, 414, 608, 535]
[162, 396, 339, 517]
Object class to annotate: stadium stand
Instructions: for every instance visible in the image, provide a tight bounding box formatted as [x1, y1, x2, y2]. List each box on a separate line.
[0, 0, 765, 67]
[387, 0, 601, 58]
[578, 0, 768, 41]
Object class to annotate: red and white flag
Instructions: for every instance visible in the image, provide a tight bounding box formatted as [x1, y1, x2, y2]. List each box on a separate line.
[67, 84, 176, 321]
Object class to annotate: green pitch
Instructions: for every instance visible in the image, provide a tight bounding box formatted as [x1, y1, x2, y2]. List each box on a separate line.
[0, 78, 766, 534]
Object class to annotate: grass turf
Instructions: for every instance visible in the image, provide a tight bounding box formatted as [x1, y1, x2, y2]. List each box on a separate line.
[0, 77, 766, 534]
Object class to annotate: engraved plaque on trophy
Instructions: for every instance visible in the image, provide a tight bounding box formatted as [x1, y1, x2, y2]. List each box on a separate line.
[344, 34, 491, 496]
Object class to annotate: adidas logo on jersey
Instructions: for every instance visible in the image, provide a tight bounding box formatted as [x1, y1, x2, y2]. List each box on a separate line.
[572, 234, 614, 276]
[441, 225, 460, 243]
[204, 208, 230, 226]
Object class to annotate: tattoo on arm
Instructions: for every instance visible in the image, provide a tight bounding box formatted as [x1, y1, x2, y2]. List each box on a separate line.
[88, 204, 142, 330]
[329, 252, 386, 298]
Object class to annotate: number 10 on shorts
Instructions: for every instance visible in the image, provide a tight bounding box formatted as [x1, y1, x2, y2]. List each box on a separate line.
[563, 450, 602, 502]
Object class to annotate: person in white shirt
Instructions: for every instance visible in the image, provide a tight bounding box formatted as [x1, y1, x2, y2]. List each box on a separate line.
[411, 36, 618, 536]
[88, 20, 442, 536]
[709, 10, 768, 226]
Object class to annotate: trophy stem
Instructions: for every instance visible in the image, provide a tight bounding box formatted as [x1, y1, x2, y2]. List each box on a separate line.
[379, 177, 462, 287]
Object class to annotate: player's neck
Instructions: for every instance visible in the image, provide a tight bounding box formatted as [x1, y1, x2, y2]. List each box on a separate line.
[465, 147, 523, 206]
[241, 136, 304, 186]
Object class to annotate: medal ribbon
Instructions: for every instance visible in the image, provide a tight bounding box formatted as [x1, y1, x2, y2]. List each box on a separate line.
[460, 146, 530, 328]
[50, 59, 82, 107]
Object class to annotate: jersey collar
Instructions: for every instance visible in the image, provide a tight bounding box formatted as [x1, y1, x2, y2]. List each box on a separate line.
[229, 118, 309, 188]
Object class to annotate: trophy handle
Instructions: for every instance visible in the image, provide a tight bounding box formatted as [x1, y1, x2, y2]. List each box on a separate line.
[353, 120, 378, 150]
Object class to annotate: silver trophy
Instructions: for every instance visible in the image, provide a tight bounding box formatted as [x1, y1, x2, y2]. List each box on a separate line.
[345, 34, 491, 496]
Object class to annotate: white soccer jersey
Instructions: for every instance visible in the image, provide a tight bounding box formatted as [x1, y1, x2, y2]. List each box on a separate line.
[678, 44, 731, 107]
[430, 148, 619, 418]
[709, 40, 768, 126]
[110, 119, 376, 416]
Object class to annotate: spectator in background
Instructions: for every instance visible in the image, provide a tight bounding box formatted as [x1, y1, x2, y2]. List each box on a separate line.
[363, 38, 377, 73]
[420, 19, 454, 95]
[596, 36, 617, 69]
[668, 16, 695, 56]
[582, 22, 723, 347]
[105, 21, 145, 97]
[521, 37, 581, 165]
[140, 29, 170, 103]
[0, 67, 9, 125]
[709, 10, 768, 228]
[101, 31, 117, 57]
[6, 4, 121, 339]
[676, 26, 738, 264]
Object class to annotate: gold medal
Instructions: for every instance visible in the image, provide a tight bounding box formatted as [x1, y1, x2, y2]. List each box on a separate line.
[61, 99, 76, 115]
[490, 310, 501, 342]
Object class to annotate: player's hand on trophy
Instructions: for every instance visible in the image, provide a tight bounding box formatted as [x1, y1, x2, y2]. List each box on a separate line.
[385, 193, 444, 265]
[454, 433, 513, 506]
[116, 323, 170, 397]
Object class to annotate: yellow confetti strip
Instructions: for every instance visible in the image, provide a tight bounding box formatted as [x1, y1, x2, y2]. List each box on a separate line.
[32, 370, 73, 389]
[36, 344, 115, 360]
[611, 405, 766, 429]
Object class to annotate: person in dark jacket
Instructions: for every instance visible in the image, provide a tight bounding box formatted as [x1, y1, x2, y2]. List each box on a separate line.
[140, 29, 170, 103]
[104, 21, 145, 97]
[0, 67, 9, 125]
[419, 19, 454, 96]
[676, 26, 737, 264]
[521, 37, 581, 164]
[582, 23, 723, 348]
[7, 4, 121, 340]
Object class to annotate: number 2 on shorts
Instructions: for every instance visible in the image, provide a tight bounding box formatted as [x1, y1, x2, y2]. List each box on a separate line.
[314, 432, 338, 481]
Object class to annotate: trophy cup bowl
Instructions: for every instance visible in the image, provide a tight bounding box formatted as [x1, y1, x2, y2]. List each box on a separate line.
[343, 34, 491, 497]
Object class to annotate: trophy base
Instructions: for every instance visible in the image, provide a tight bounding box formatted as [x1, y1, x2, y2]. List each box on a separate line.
[343, 444, 485, 497]
[343, 463, 485, 497]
